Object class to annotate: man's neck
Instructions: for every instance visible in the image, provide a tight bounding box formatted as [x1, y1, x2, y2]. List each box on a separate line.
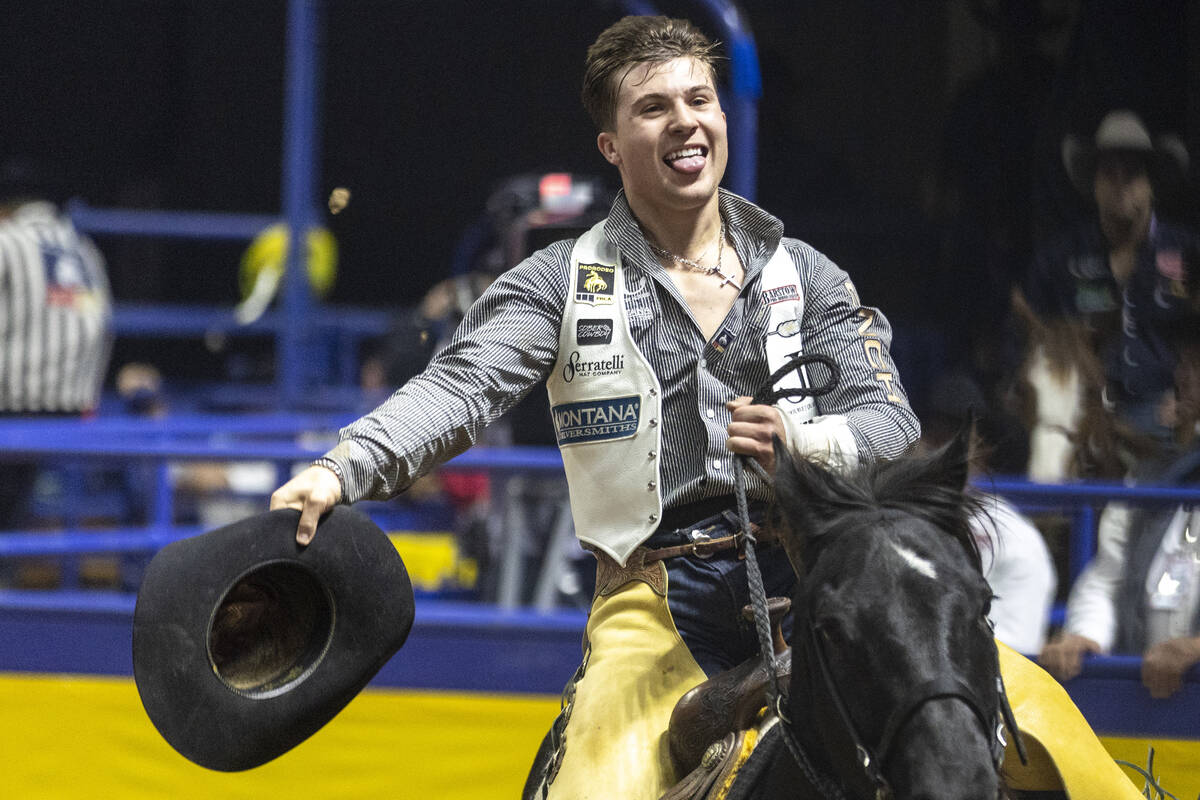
[626, 192, 723, 259]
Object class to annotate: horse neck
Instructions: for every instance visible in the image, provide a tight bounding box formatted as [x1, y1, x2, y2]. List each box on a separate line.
[1025, 345, 1085, 482]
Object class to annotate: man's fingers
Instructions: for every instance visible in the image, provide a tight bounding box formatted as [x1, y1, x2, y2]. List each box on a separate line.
[1141, 661, 1174, 698]
[725, 399, 784, 476]
[269, 491, 301, 512]
[725, 396, 752, 411]
[727, 435, 767, 455]
[1040, 649, 1074, 681]
[1141, 642, 1189, 699]
[296, 501, 323, 546]
[268, 465, 343, 545]
[727, 421, 774, 442]
[1039, 637, 1095, 682]
[728, 404, 776, 424]
[727, 435, 776, 473]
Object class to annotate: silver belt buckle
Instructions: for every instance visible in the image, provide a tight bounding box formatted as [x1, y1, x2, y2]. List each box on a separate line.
[690, 528, 714, 558]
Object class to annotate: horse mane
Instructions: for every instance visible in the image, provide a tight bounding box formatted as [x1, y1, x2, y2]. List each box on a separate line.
[774, 436, 985, 574]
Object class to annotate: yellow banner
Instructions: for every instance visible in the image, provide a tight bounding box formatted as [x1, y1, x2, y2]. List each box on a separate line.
[3, 672, 1197, 799]
[0, 673, 558, 799]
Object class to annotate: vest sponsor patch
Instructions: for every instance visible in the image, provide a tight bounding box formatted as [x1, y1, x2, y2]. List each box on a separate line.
[575, 263, 615, 305]
[562, 350, 625, 382]
[552, 395, 641, 446]
[762, 285, 800, 305]
[576, 318, 613, 345]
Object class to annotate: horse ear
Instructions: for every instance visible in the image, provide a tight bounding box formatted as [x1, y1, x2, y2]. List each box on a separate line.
[1009, 286, 1043, 338]
[930, 414, 974, 493]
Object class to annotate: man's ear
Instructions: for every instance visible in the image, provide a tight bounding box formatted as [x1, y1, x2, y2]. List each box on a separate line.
[597, 131, 620, 166]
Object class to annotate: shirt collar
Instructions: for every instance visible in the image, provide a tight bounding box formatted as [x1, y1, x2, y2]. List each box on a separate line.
[601, 188, 784, 279]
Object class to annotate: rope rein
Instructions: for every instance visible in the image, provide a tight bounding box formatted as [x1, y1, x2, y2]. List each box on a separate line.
[733, 352, 848, 797]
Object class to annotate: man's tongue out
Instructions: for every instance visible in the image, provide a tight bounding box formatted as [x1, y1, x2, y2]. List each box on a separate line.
[666, 147, 706, 174]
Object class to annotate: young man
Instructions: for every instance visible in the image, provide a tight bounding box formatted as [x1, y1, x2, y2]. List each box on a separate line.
[272, 16, 918, 796]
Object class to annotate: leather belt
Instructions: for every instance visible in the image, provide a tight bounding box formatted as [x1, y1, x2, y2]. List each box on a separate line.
[642, 522, 768, 564]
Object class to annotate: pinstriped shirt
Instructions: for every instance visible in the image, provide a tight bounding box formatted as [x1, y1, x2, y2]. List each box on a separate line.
[0, 202, 112, 413]
[319, 190, 920, 507]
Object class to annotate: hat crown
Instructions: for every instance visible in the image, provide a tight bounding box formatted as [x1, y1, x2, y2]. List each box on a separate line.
[1062, 109, 1189, 196]
[1093, 110, 1153, 154]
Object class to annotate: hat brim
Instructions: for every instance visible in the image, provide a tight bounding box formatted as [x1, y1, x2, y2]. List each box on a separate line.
[1061, 133, 1189, 198]
[133, 506, 415, 771]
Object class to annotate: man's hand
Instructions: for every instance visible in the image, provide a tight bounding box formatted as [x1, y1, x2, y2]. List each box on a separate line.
[1038, 633, 1103, 682]
[269, 465, 343, 546]
[1142, 636, 1200, 699]
[726, 396, 786, 474]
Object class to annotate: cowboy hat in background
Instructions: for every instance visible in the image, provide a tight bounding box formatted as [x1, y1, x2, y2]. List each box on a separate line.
[1062, 109, 1190, 197]
[133, 506, 415, 772]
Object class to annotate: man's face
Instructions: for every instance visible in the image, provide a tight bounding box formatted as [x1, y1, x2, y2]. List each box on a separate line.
[596, 57, 727, 215]
[1093, 152, 1153, 243]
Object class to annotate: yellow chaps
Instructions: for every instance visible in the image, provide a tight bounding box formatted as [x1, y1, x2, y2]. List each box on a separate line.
[546, 569, 1142, 799]
[547, 563, 706, 800]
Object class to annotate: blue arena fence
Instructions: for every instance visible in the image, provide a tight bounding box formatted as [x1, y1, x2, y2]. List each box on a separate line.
[2, 416, 1200, 738]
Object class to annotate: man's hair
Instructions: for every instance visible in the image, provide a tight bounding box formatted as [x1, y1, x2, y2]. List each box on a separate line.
[582, 15, 721, 132]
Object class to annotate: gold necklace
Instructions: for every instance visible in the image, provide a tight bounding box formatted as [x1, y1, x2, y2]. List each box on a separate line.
[646, 221, 743, 291]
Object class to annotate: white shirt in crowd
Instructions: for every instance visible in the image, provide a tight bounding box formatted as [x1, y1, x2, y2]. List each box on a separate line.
[972, 493, 1058, 654]
[1064, 503, 1200, 652]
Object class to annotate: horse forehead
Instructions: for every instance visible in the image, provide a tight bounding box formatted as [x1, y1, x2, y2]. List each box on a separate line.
[815, 513, 967, 583]
[887, 540, 938, 580]
[1027, 346, 1082, 401]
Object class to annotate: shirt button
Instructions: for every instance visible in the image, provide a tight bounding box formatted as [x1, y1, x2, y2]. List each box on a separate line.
[648, 450, 657, 459]
[712, 459, 722, 470]
[647, 481, 656, 491]
[699, 358, 708, 369]
[649, 513, 658, 522]
[705, 409, 715, 419]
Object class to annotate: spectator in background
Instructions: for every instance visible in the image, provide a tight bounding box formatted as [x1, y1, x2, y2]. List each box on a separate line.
[0, 156, 112, 531]
[1040, 335, 1200, 698]
[921, 371, 1057, 654]
[1024, 110, 1200, 441]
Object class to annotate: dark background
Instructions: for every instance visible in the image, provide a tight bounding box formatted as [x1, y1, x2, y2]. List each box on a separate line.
[2, 0, 1197, 426]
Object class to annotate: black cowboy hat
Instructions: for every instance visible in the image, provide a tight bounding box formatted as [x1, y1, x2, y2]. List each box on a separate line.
[132, 506, 415, 772]
[1062, 109, 1189, 196]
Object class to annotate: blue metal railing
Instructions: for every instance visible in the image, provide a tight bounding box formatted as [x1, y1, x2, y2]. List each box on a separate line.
[2, 418, 1199, 737]
[982, 476, 1200, 582]
[3, 415, 1199, 568]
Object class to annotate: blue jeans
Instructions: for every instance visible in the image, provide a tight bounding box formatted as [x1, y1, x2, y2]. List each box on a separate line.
[661, 526, 796, 677]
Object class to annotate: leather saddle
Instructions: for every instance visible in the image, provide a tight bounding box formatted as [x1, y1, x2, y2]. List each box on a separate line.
[664, 597, 792, 791]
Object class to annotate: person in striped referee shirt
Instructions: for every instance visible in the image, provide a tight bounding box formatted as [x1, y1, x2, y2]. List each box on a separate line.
[272, 15, 920, 794]
[0, 158, 112, 531]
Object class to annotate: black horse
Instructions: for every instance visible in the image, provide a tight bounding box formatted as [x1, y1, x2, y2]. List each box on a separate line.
[719, 430, 1032, 800]
[528, 426, 1134, 798]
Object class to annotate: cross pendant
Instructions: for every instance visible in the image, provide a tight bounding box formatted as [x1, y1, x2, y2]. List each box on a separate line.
[715, 268, 742, 292]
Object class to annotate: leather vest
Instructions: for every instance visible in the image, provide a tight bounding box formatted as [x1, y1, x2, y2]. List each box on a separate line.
[546, 220, 809, 566]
